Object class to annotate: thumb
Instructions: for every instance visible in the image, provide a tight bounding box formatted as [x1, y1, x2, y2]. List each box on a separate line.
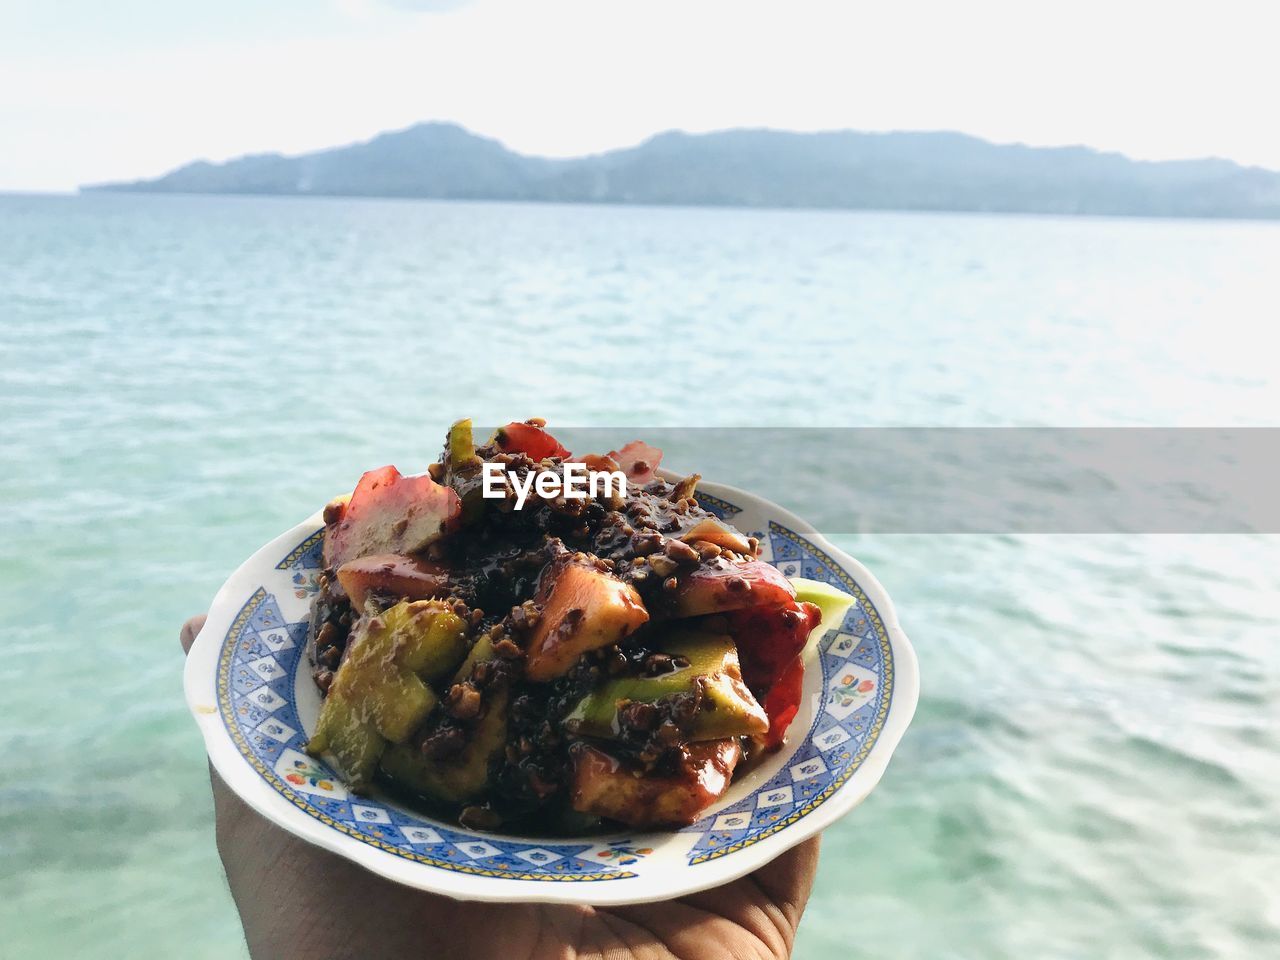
[180, 614, 208, 655]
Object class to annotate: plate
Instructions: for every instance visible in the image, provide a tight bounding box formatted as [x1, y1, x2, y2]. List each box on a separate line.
[184, 479, 919, 905]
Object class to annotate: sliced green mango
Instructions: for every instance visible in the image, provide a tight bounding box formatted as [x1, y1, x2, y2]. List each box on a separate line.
[379, 688, 510, 804]
[304, 695, 383, 790]
[564, 630, 768, 741]
[451, 633, 495, 684]
[447, 418, 481, 473]
[306, 600, 469, 788]
[382, 599, 472, 681]
[789, 577, 856, 647]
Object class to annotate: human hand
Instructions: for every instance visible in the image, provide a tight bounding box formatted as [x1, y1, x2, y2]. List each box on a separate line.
[182, 614, 819, 960]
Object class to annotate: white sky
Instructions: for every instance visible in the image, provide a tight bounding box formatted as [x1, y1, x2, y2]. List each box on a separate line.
[2, 0, 1279, 192]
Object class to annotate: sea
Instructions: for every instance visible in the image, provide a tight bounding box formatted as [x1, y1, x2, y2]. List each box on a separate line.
[1, 192, 1277, 959]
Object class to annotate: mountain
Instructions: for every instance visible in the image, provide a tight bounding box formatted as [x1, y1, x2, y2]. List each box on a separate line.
[84, 122, 1280, 219]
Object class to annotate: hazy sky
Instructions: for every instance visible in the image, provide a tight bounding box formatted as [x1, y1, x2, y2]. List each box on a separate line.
[3, 0, 1279, 191]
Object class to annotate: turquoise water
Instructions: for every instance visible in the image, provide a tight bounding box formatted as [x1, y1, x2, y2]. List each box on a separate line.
[1, 193, 1278, 958]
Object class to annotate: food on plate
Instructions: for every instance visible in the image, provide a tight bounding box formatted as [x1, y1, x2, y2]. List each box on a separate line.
[304, 419, 849, 832]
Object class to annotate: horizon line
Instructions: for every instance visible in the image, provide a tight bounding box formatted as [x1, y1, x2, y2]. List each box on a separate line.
[4, 190, 1277, 227]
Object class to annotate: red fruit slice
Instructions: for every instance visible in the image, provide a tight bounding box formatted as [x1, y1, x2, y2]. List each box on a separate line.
[608, 440, 662, 485]
[662, 558, 796, 618]
[570, 738, 742, 827]
[726, 600, 822, 695]
[761, 656, 805, 750]
[495, 422, 570, 460]
[524, 560, 649, 681]
[323, 466, 461, 569]
[335, 553, 452, 609]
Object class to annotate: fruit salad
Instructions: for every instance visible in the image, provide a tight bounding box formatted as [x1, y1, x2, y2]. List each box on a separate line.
[304, 419, 847, 832]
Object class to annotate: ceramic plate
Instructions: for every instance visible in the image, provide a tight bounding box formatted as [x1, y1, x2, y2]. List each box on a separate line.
[184, 479, 919, 905]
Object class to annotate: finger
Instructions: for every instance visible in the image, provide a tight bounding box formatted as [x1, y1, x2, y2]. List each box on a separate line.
[628, 835, 820, 956]
[749, 835, 821, 925]
[180, 614, 208, 655]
